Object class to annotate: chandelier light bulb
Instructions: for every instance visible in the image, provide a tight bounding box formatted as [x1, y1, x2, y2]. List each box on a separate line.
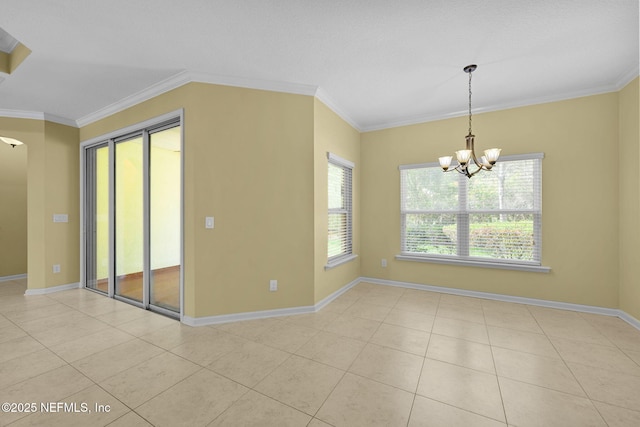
[455, 150, 472, 165]
[480, 156, 493, 169]
[439, 156, 453, 170]
[484, 148, 502, 164]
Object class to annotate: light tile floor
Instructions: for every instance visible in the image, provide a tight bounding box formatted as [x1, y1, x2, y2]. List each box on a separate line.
[1, 279, 640, 426]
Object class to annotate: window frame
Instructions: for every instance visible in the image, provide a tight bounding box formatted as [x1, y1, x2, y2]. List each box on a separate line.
[397, 152, 550, 273]
[326, 152, 356, 269]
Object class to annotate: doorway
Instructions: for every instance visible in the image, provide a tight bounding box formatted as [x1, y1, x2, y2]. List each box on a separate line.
[82, 113, 182, 318]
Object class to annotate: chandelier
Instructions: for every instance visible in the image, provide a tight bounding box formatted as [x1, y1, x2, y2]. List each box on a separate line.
[438, 64, 501, 178]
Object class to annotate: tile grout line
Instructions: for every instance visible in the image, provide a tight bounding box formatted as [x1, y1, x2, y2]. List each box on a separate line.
[399, 290, 515, 424]
[523, 304, 610, 425]
[4, 279, 640, 425]
[405, 291, 439, 427]
[310, 289, 368, 425]
[485, 303, 510, 426]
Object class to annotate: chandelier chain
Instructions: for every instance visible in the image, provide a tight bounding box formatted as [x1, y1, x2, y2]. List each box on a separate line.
[468, 69, 473, 135]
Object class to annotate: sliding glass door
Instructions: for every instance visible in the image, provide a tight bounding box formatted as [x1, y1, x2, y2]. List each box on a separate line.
[85, 143, 109, 294]
[115, 134, 144, 303]
[82, 115, 182, 317]
[149, 125, 181, 312]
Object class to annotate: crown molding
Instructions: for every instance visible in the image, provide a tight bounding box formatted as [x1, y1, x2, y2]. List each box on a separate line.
[615, 64, 640, 90]
[0, 108, 45, 121]
[0, 70, 356, 131]
[189, 71, 318, 97]
[189, 72, 365, 131]
[75, 70, 326, 128]
[76, 70, 366, 131]
[361, 82, 627, 132]
[43, 113, 78, 127]
[3, 66, 637, 133]
[0, 109, 76, 127]
[75, 70, 192, 128]
[315, 87, 362, 131]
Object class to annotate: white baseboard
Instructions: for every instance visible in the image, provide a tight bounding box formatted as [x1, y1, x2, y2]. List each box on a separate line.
[361, 277, 621, 315]
[0, 273, 27, 283]
[24, 282, 81, 295]
[182, 304, 316, 326]
[108, 273, 639, 332]
[314, 277, 360, 311]
[618, 310, 640, 330]
[182, 277, 361, 327]
[360, 276, 640, 331]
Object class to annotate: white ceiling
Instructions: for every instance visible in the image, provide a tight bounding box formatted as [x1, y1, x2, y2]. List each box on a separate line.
[0, 0, 637, 131]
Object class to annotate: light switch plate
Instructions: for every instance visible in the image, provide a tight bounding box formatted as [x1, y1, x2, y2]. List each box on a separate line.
[53, 214, 68, 223]
[205, 217, 214, 229]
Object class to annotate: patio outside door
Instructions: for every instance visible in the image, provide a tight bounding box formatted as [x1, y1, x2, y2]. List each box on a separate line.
[83, 116, 182, 317]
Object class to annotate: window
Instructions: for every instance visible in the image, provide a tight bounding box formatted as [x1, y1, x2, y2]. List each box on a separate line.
[327, 152, 354, 267]
[399, 153, 546, 271]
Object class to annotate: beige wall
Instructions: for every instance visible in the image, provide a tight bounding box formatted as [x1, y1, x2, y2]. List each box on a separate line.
[0, 43, 31, 75]
[0, 118, 79, 289]
[4, 76, 636, 320]
[0, 119, 31, 277]
[619, 77, 640, 319]
[313, 99, 361, 303]
[361, 93, 620, 308]
[41, 122, 80, 288]
[81, 83, 316, 318]
[186, 84, 315, 317]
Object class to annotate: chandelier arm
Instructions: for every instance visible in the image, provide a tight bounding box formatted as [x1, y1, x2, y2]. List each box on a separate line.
[470, 150, 482, 169]
[447, 165, 465, 176]
[467, 164, 488, 178]
[453, 165, 464, 175]
[460, 165, 473, 178]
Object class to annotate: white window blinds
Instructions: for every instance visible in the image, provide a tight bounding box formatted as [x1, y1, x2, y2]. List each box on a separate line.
[328, 153, 354, 262]
[400, 153, 543, 266]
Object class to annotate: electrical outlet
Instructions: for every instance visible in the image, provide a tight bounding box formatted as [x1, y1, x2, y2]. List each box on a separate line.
[53, 264, 61, 273]
[381, 258, 387, 267]
[269, 280, 277, 291]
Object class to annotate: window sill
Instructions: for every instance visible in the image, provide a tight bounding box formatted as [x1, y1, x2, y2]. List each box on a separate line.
[395, 254, 551, 273]
[325, 254, 358, 270]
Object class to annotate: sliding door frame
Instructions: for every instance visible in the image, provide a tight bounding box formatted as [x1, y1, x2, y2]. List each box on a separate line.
[83, 141, 109, 295]
[80, 109, 185, 320]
